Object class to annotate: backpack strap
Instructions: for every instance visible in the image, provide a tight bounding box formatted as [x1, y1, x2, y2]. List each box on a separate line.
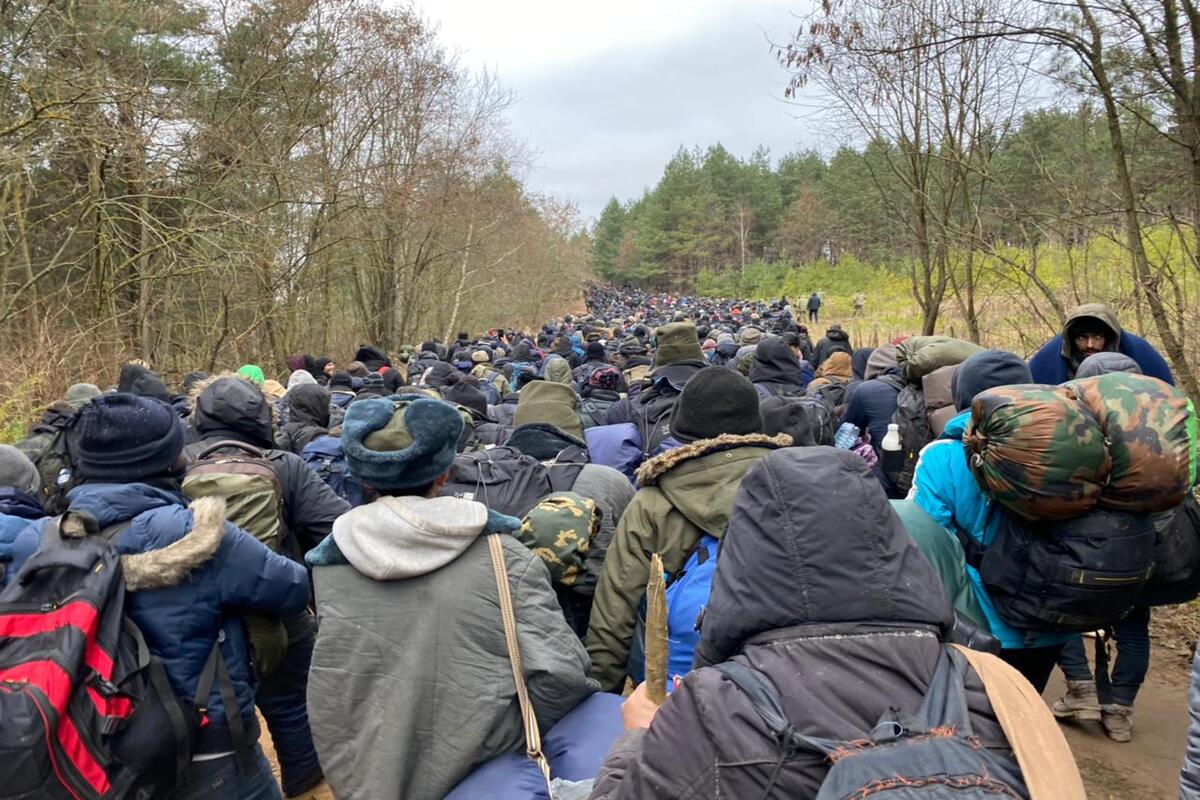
[195, 439, 267, 461]
[194, 630, 256, 776]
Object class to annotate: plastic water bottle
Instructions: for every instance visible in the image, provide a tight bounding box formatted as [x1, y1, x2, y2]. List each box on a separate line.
[881, 423, 903, 474]
[834, 422, 859, 450]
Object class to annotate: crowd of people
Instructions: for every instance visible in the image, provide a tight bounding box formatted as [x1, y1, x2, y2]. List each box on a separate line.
[0, 283, 1197, 800]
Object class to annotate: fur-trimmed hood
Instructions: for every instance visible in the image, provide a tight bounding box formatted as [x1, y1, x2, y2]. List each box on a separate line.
[636, 432, 793, 487]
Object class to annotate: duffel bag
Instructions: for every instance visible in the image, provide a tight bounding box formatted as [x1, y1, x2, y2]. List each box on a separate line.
[963, 385, 1110, 522]
[897, 335, 984, 383]
[1067, 372, 1198, 513]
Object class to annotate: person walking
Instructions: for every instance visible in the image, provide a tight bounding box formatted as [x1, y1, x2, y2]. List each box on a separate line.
[806, 291, 821, 323]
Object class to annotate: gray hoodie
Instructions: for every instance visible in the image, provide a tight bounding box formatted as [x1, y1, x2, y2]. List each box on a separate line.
[308, 495, 598, 799]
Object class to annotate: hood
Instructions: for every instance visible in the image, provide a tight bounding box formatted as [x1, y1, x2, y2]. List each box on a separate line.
[851, 348, 874, 381]
[66, 482, 184, 527]
[695, 447, 953, 666]
[815, 351, 853, 381]
[950, 349, 1032, 412]
[747, 336, 805, 388]
[506, 423, 587, 461]
[825, 327, 849, 343]
[117, 364, 171, 402]
[1060, 303, 1122, 364]
[0, 487, 44, 520]
[1075, 351, 1142, 378]
[354, 346, 392, 371]
[193, 376, 275, 449]
[285, 383, 330, 428]
[865, 344, 899, 380]
[514, 381, 582, 439]
[419, 361, 457, 389]
[544, 356, 574, 385]
[330, 495, 494, 580]
[287, 369, 317, 389]
[636, 433, 792, 534]
[511, 340, 535, 362]
[715, 341, 739, 358]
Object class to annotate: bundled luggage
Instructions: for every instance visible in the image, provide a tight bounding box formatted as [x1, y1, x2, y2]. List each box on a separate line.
[963, 386, 1111, 522]
[439, 445, 585, 517]
[1066, 372, 1197, 513]
[897, 335, 984, 384]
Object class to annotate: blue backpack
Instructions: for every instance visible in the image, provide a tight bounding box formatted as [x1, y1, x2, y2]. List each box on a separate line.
[301, 436, 369, 508]
[479, 371, 504, 405]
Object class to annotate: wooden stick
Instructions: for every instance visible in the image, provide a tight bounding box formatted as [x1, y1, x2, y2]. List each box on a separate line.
[645, 553, 668, 705]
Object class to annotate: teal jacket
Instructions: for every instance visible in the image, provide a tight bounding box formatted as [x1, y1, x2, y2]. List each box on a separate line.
[911, 411, 1071, 650]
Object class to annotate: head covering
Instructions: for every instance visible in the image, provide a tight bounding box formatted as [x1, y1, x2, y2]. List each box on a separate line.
[286, 354, 308, 373]
[117, 364, 171, 402]
[694, 447, 953, 667]
[329, 371, 355, 391]
[588, 365, 622, 391]
[747, 336, 804, 389]
[543, 356, 574, 386]
[815, 351, 853, 381]
[669, 367, 763, 444]
[287, 369, 317, 389]
[739, 327, 764, 346]
[342, 396, 463, 491]
[1075, 352, 1143, 379]
[865, 344, 899, 380]
[851, 348, 874, 381]
[952, 350, 1033, 412]
[261, 379, 287, 402]
[618, 337, 648, 356]
[65, 383, 101, 410]
[0, 444, 40, 494]
[517, 493, 599, 587]
[358, 372, 386, 397]
[74, 394, 184, 482]
[651, 322, 705, 374]
[345, 361, 369, 378]
[514, 381, 583, 439]
[193, 377, 275, 449]
[442, 378, 489, 419]
[354, 346, 392, 371]
[285, 383, 330, 428]
[585, 341, 606, 362]
[237, 364, 265, 386]
[472, 348, 492, 364]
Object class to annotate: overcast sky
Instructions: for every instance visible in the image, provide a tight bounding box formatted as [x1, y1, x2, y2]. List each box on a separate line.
[422, 1, 819, 223]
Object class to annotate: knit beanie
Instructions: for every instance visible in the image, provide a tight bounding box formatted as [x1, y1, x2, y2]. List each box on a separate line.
[329, 371, 355, 390]
[287, 369, 317, 389]
[342, 396, 463, 491]
[1075, 352, 1142, 379]
[669, 368, 763, 444]
[0, 444, 40, 494]
[74, 394, 185, 482]
[237, 364, 266, 386]
[951, 350, 1033, 412]
[65, 383, 101, 410]
[514, 381, 584, 439]
[360, 372, 385, 393]
[651, 322, 705, 373]
[585, 341, 606, 361]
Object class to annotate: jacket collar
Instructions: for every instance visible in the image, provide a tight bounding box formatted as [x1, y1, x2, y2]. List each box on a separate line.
[636, 432, 792, 487]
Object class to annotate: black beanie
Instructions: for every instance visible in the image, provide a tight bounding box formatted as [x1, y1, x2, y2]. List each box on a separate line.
[586, 341, 606, 361]
[669, 367, 763, 444]
[329, 371, 354, 390]
[74, 394, 184, 482]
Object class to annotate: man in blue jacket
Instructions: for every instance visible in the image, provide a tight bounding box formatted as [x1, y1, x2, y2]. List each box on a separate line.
[911, 350, 1072, 691]
[0, 445, 45, 589]
[15, 394, 311, 798]
[1027, 302, 1174, 384]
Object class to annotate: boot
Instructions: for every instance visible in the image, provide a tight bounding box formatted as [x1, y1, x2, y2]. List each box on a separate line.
[1051, 680, 1101, 721]
[1101, 703, 1133, 743]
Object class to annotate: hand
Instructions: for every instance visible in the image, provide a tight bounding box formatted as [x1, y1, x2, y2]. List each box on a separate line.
[324, 361, 336, 376]
[621, 681, 662, 731]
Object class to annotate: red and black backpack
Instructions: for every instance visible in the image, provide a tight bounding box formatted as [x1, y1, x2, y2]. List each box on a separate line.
[0, 513, 223, 799]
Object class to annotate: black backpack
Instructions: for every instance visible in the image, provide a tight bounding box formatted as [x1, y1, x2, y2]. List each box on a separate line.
[439, 445, 586, 517]
[0, 513, 242, 798]
[714, 646, 1026, 800]
[1139, 494, 1200, 607]
[634, 389, 679, 457]
[963, 507, 1155, 633]
[759, 394, 836, 446]
[886, 382, 932, 495]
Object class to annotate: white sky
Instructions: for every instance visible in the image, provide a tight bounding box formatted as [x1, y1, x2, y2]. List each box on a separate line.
[418, 0, 819, 222]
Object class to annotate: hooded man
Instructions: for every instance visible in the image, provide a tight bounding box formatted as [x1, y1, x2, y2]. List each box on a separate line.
[305, 396, 597, 799]
[276, 383, 330, 455]
[813, 324, 852, 367]
[17, 393, 310, 797]
[747, 335, 808, 398]
[585, 368, 791, 691]
[842, 344, 905, 495]
[189, 376, 349, 795]
[1027, 302, 1173, 384]
[590, 447, 1029, 799]
[0, 445, 44, 589]
[911, 350, 1072, 690]
[118, 362, 172, 402]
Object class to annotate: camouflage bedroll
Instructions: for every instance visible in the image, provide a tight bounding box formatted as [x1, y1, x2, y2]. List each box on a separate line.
[896, 335, 985, 384]
[964, 385, 1111, 522]
[1066, 372, 1198, 513]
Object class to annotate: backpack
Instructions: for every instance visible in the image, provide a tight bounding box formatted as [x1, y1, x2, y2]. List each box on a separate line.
[623, 363, 650, 386]
[479, 371, 504, 406]
[634, 390, 678, 458]
[885, 383, 932, 496]
[439, 445, 585, 518]
[1138, 494, 1200, 607]
[183, 441, 284, 552]
[17, 409, 78, 516]
[714, 646, 1026, 800]
[580, 391, 620, 430]
[807, 379, 848, 412]
[0, 513, 241, 798]
[963, 507, 1155, 633]
[760, 394, 836, 447]
[302, 436, 369, 508]
[664, 534, 720, 686]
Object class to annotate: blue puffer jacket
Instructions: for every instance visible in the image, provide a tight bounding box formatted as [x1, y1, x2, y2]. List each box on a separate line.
[1027, 331, 1174, 385]
[17, 483, 310, 754]
[0, 488, 45, 589]
[910, 412, 1071, 650]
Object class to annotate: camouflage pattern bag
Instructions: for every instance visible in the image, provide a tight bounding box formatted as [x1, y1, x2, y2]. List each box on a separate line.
[963, 386, 1111, 522]
[1067, 373, 1198, 513]
[517, 492, 600, 588]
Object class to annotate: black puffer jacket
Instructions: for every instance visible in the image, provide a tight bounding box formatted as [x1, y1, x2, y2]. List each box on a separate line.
[276, 383, 330, 455]
[591, 447, 1016, 799]
[747, 336, 805, 397]
[189, 377, 349, 556]
[813, 327, 853, 367]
